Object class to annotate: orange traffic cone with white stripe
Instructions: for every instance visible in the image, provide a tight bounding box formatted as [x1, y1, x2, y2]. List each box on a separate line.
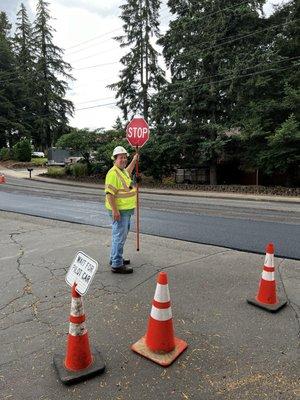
[132, 272, 188, 366]
[53, 284, 105, 384]
[247, 243, 287, 312]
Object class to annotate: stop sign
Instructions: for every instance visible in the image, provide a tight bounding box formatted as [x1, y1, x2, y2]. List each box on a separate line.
[126, 117, 150, 148]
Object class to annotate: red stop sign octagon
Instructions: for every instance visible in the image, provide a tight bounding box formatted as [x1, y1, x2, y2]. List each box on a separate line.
[126, 117, 150, 148]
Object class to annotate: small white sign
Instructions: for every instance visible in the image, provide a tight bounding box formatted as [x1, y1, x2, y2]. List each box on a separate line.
[65, 251, 98, 296]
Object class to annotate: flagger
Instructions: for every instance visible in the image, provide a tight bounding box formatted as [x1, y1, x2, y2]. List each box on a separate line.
[104, 146, 139, 274]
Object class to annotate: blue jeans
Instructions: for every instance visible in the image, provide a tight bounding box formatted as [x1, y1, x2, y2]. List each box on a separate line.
[109, 209, 134, 268]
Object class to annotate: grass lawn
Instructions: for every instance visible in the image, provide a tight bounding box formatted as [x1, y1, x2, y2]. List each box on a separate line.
[31, 157, 48, 166]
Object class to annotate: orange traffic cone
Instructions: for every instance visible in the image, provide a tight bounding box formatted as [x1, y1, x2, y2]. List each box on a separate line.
[132, 272, 188, 366]
[247, 243, 287, 312]
[53, 284, 105, 384]
[0, 174, 6, 184]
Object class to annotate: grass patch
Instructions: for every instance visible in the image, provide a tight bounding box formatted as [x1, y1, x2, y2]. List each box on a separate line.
[47, 166, 65, 177]
[31, 157, 48, 166]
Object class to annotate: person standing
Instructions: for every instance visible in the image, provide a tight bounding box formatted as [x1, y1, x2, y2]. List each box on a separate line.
[105, 146, 139, 274]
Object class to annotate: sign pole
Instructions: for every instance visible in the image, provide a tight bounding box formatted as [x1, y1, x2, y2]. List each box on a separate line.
[135, 146, 140, 252]
[126, 116, 150, 252]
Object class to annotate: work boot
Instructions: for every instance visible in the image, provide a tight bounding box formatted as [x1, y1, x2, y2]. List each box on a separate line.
[109, 259, 130, 266]
[111, 265, 133, 274]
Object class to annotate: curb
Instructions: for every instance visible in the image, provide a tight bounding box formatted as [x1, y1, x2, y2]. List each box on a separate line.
[29, 175, 300, 204]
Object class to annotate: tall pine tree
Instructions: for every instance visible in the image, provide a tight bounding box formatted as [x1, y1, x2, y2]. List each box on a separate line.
[0, 12, 22, 148]
[33, 0, 74, 150]
[14, 3, 37, 141]
[156, 0, 266, 184]
[237, 0, 299, 183]
[109, 0, 165, 122]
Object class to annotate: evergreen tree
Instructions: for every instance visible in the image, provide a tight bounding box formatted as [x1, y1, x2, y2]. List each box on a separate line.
[14, 3, 37, 141]
[0, 12, 22, 147]
[109, 0, 165, 121]
[239, 0, 299, 181]
[156, 0, 266, 184]
[32, 0, 74, 150]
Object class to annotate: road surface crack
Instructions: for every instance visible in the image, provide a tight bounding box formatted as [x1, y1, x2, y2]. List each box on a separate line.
[278, 259, 300, 339]
[125, 249, 232, 295]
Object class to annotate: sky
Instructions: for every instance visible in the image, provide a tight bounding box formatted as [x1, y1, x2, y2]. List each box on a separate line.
[1, 0, 289, 130]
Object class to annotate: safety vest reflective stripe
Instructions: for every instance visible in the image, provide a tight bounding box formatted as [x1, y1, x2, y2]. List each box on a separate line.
[114, 169, 131, 192]
[119, 188, 132, 193]
[105, 184, 118, 194]
[115, 191, 136, 198]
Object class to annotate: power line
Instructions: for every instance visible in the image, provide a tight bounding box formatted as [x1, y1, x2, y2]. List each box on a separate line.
[65, 27, 122, 51]
[160, 0, 265, 27]
[66, 36, 119, 56]
[0, 60, 120, 84]
[164, 18, 298, 61]
[6, 62, 298, 121]
[70, 47, 124, 63]
[76, 102, 117, 111]
[63, 19, 300, 73]
[75, 96, 116, 105]
[2, 55, 299, 105]
[151, 63, 300, 99]
[73, 61, 119, 71]
[67, 0, 260, 58]
[22, 101, 118, 120]
[3, 16, 296, 84]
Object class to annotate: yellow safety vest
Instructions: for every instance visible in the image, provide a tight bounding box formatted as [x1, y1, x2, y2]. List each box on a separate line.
[105, 166, 137, 211]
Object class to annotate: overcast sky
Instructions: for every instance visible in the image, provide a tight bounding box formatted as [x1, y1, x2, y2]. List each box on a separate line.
[1, 0, 288, 130]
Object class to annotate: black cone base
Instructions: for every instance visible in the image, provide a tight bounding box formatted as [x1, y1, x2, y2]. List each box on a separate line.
[53, 347, 105, 385]
[247, 297, 287, 313]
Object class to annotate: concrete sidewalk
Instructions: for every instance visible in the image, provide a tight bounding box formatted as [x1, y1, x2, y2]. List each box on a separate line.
[1, 166, 299, 203]
[0, 211, 299, 400]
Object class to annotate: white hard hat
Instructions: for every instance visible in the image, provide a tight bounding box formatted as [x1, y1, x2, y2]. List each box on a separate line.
[111, 146, 129, 160]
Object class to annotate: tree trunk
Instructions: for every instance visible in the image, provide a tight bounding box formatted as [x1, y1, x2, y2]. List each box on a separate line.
[210, 164, 217, 185]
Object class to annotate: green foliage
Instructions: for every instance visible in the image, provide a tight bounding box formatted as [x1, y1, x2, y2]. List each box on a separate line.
[70, 163, 88, 178]
[96, 129, 131, 173]
[31, 157, 47, 166]
[13, 138, 32, 161]
[258, 115, 300, 175]
[140, 131, 181, 181]
[0, 12, 23, 147]
[109, 0, 165, 121]
[0, 147, 11, 160]
[0, 3, 74, 151]
[56, 128, 97, 164]
[47, 166, 65, 177]
[32, 0, 74, 149]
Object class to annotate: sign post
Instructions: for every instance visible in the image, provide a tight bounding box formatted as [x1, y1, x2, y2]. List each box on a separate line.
[126, 116, 150, 252]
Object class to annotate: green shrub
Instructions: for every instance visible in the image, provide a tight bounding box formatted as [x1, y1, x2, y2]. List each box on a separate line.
[31, 157, 47, 166]
[90, 162, 104, 176]
[0, 147, 11, 161]
[47, 167, 65, 177]
[65, 164, 72, 176]
[162, 176, 176, 186]
[13, 139, 32, 162]
[71, 163, 88, 177]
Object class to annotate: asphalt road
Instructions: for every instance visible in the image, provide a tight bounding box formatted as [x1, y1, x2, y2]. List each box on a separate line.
[0, 176, 299, 259]
[1, 212, 299, 400]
